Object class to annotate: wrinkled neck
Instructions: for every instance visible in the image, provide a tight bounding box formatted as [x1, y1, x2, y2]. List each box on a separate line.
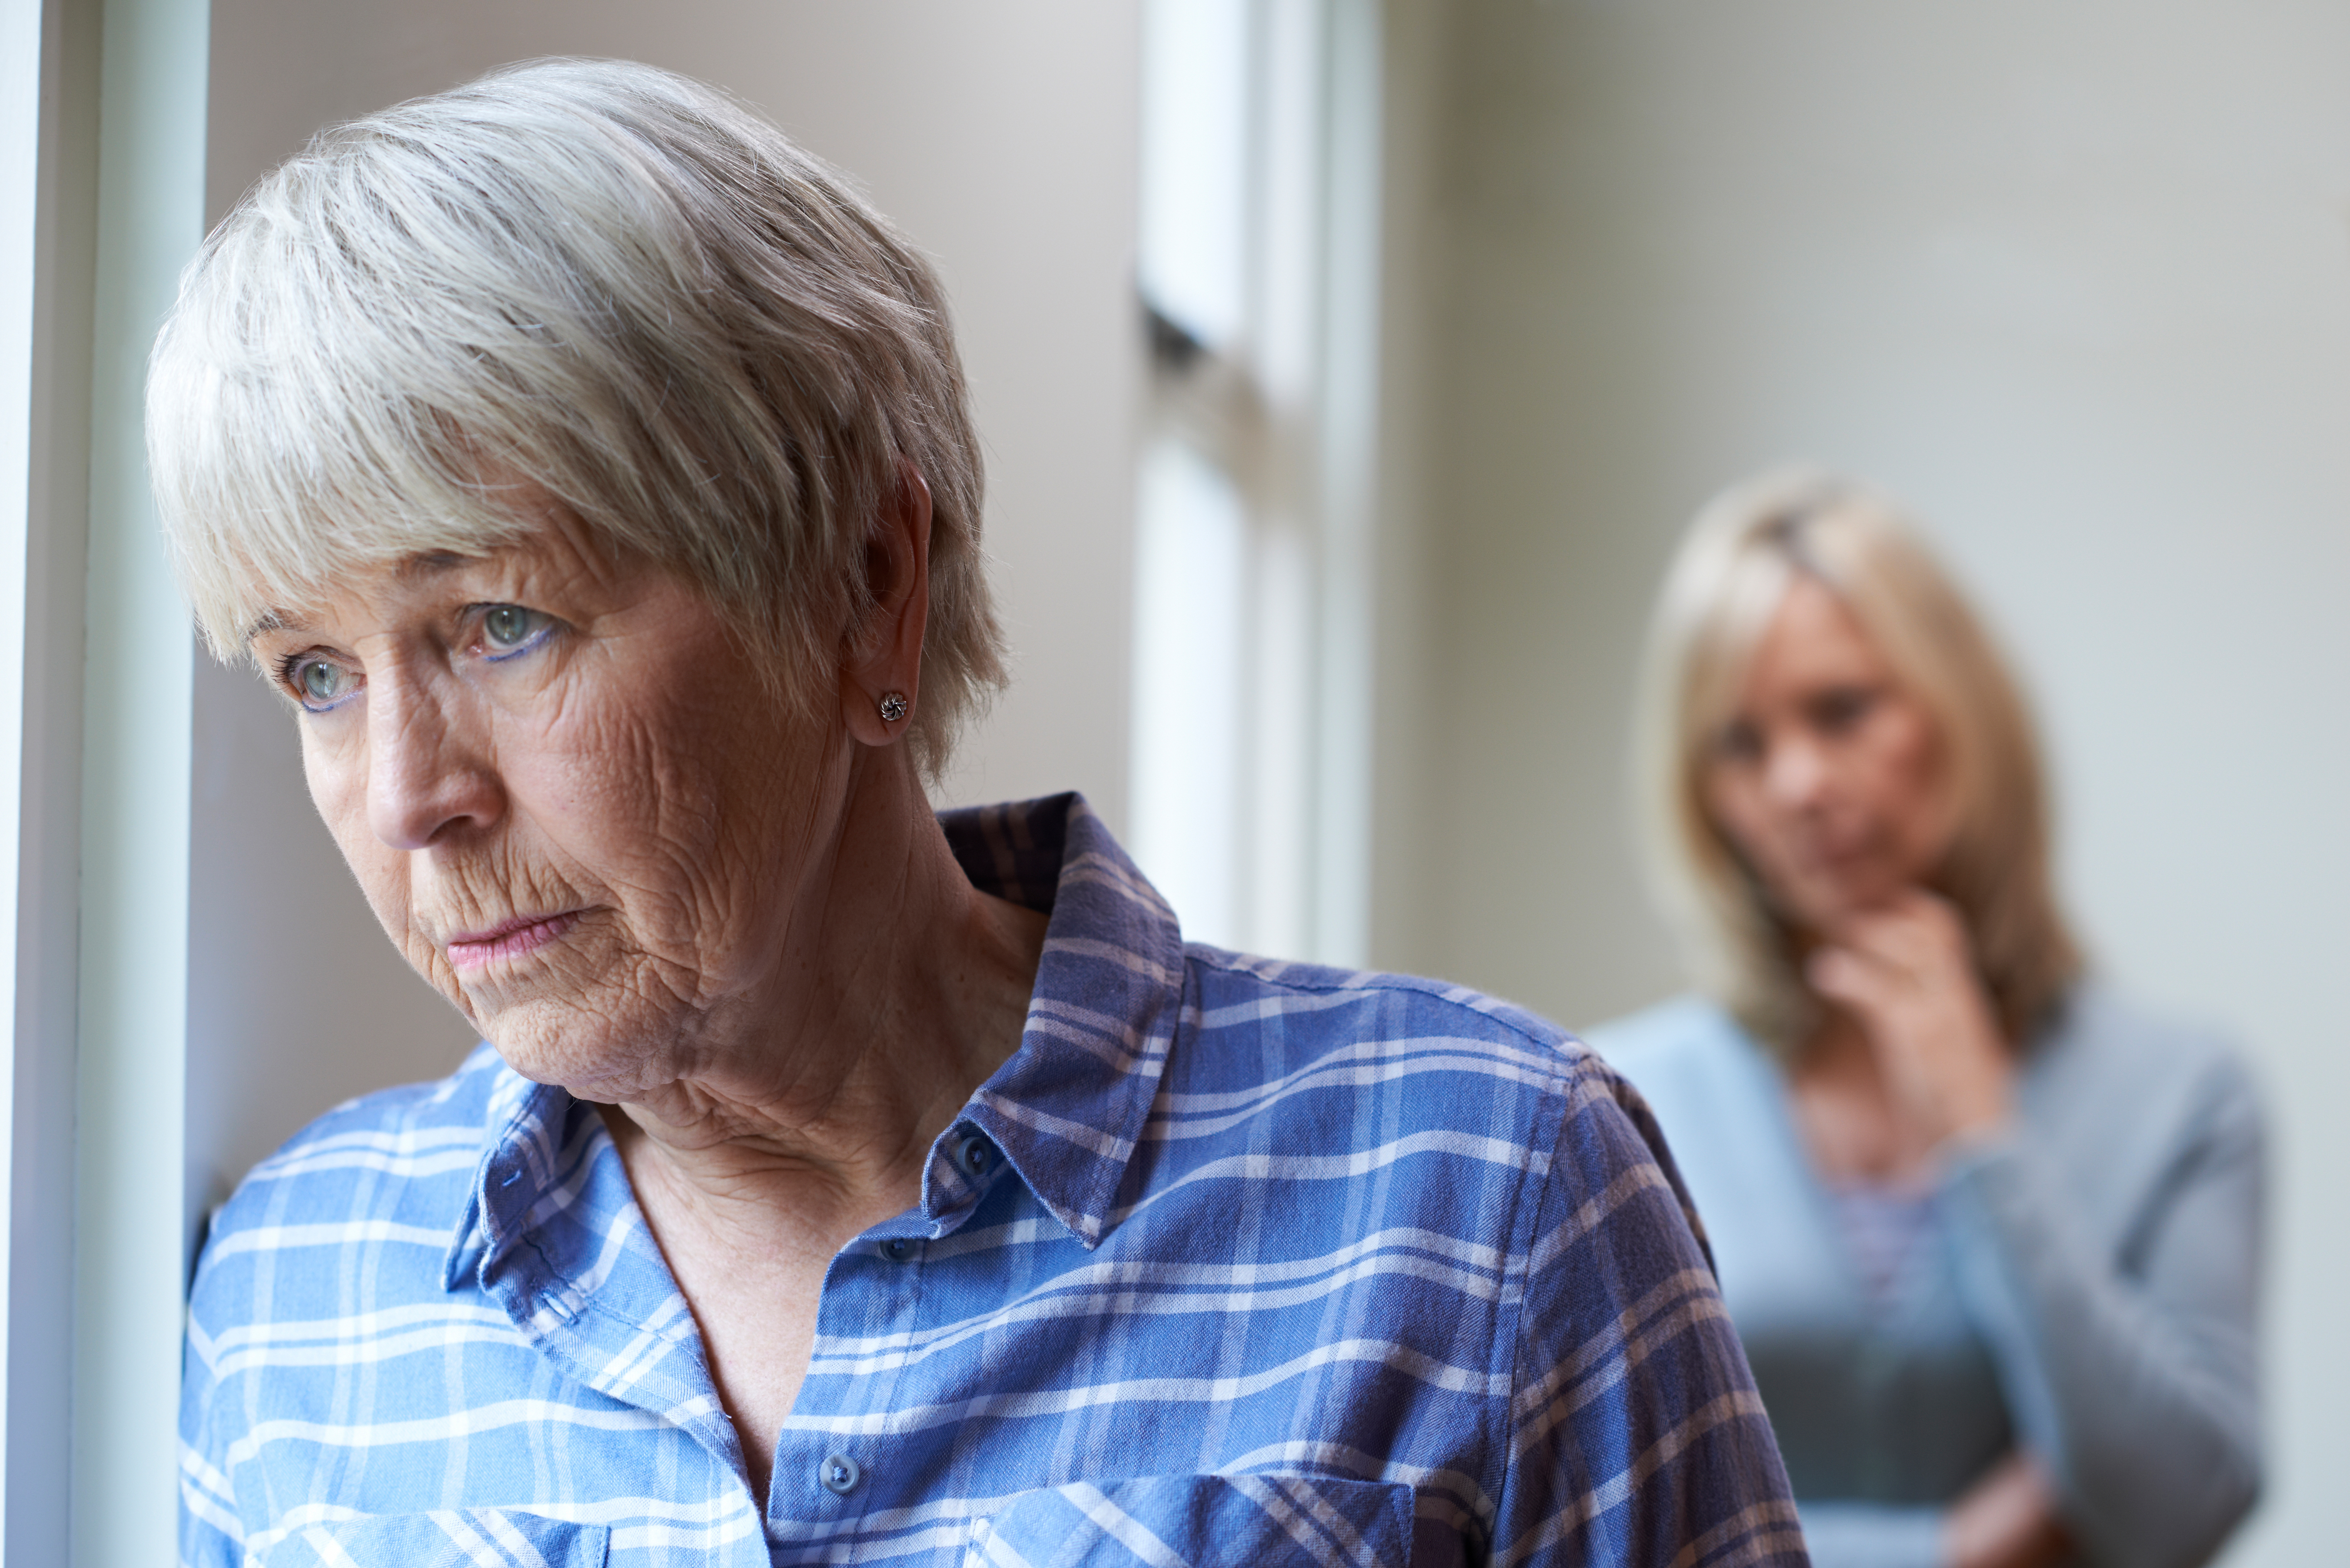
[595, 747, 1048, 1228]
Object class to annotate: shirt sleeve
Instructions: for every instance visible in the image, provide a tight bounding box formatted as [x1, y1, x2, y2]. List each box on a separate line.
[1940, 1053, 2264, 1568]
[180, 1253, 249, 1568]
[1492, 1060, 1811, 1568]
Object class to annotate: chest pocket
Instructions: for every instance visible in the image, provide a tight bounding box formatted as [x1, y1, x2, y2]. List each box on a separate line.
[966, 1473, 1417, 1568]
[261, 1509, 610, 1568]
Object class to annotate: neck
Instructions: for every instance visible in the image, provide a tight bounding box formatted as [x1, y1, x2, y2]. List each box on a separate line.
[598, 748, 1049, 1234]
[1788, 1004, 1933, 1184]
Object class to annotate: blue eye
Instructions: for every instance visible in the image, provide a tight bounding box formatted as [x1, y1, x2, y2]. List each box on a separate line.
[1811, 685, 1879, 735]
[288, 656, 355, 711]
[479, 605, 551, 658]
[1713, 718, 1764, 764]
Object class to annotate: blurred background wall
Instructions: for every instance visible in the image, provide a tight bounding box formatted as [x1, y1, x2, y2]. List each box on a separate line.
[175, 0, 2347, 1562]
[1371, 4, 2350, 1564]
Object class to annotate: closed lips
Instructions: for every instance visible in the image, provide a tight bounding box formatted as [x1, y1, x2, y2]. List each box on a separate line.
[446, 911, 581, 970]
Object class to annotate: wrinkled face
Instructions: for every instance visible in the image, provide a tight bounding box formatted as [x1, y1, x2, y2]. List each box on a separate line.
[249, 507, 842, 1099]
[1700, 575, 1952, 930]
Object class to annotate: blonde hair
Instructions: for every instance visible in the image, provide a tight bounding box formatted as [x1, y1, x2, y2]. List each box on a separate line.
[1636, 469, 2081, 1055]
[147, 57, 1004, 777]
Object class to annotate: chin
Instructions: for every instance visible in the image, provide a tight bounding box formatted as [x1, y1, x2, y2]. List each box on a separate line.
[476, 997, 659, 1098]
[1809, 886, 1906, 930]
[1776, 872, 1887, 930]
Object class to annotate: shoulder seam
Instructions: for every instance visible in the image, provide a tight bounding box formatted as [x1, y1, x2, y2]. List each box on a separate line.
[1182, 947, 1582, 1059]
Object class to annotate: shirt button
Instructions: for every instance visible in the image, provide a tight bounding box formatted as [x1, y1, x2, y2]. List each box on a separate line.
[820, 1453, 862, 1496]
[879, 1237, 916, 1263]
[955, 1134, 994, 1177]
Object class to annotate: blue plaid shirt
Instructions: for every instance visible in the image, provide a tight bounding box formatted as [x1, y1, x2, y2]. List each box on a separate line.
[182, 794, 1801, 1568]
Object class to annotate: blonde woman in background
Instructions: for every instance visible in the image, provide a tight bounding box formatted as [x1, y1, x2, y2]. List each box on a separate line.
[1589, 472, 2262, 1568]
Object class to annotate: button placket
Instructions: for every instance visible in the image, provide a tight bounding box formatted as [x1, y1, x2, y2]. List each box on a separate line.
[767, 1218, 935, 1530]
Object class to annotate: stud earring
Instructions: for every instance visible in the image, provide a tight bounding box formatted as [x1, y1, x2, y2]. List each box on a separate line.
[878, 691, 909, 723]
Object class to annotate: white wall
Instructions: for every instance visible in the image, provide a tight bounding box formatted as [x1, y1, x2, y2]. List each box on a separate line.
[190, 1, 1142, 1196]
[1386, 1, 2350, 1561]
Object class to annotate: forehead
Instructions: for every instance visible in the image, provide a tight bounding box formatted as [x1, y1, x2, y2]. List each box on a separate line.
[1744, 575, 1888, 688]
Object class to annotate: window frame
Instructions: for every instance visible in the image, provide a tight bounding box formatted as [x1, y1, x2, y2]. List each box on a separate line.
[3, 0, 208, 1560]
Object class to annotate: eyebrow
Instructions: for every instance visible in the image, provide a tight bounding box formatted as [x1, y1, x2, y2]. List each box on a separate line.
[244, 610, 299, 644]
[242, 551, 481, 644]
[400, 549, 471, 580]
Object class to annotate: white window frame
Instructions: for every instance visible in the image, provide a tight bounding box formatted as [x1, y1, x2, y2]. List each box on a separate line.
[3, 0, 208, 1560]
[1128, 0, 1381, 966]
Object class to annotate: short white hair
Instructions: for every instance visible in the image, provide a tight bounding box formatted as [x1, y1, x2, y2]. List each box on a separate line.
[148, 57, 1005, 774]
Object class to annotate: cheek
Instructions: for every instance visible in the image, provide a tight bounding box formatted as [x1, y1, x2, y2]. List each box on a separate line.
[300, 724, 422, 944]
[529, 679, 720, 827]
[302, 726, 381, 871]
[500, 676, 790, 916]
[1860, 709, 1949, 847]
[1701, 769, 1779, 869]
[503, 734, 686, 886]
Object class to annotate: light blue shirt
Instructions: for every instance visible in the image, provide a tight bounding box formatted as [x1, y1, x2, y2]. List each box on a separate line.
[1590, 988, 2262, 1568]
[181, 795, 1803, 1568]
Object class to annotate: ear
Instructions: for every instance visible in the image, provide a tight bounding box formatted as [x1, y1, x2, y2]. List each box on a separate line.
[840, 463, 933, 747]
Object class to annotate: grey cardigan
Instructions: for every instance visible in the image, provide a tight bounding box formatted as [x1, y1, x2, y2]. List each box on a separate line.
[1589, 985, 2262, 1568]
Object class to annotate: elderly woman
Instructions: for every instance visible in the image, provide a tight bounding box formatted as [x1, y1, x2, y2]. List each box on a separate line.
[1590, 474, 2262, 1568]
[158, 61, 1800, 1568]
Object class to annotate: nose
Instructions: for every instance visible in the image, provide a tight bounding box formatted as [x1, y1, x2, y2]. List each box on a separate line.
[1761, 731, 1833, 810]
[364, 662, 504, 850]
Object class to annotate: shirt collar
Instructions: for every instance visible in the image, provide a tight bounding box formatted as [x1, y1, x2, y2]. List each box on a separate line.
[928, 792, 1184, 1248]
[448, 791, 1182, 1290]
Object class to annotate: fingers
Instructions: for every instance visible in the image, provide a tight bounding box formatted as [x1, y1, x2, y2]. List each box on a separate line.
[1808, 887, 2018, 1149]
[1823, 889, 1971, 991]
[1803, 943, 1895, 1013]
